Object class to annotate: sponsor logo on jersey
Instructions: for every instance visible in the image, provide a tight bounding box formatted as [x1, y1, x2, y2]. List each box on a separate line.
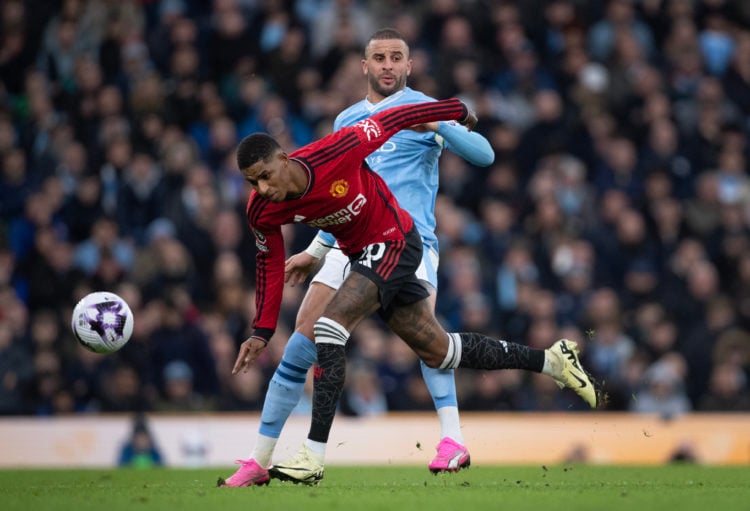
[356, 119, 382, 141]
[304, 193, 367, 228]
[330, 179, 349, 198]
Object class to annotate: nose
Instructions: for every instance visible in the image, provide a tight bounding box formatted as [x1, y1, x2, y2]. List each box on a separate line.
[257, 181, 270, 196]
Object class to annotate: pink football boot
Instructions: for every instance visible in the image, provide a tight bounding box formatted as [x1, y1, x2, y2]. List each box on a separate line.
[218, 459, 270, 487]
[428, 437, 471, 473]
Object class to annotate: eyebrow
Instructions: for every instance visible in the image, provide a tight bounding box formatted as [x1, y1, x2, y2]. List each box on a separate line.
[370, 49, 404, 58]
[245, 169, 266, 185]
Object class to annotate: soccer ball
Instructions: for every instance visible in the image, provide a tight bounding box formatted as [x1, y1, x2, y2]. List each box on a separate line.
[71, 291, 134, 354]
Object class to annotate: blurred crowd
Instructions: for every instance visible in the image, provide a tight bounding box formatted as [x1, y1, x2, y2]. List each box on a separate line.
[2, 0, 750, 418]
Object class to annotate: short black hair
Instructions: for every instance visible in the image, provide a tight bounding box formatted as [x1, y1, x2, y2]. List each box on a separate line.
[368, 27, 406, 43]
[365, 28, 408, 57]
[236, 133, 281, 170]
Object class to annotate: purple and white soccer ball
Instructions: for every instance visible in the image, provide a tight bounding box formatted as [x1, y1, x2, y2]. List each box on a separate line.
[71, 291, 134, 354]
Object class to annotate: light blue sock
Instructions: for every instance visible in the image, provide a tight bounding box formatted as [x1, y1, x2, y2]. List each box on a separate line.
[420, 359, 458, 409]
[258, 332, 317, 438]
[420, 360, 463, 442]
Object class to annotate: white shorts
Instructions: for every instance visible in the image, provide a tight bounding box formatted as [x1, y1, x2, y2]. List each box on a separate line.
[311, 243, 439, 291]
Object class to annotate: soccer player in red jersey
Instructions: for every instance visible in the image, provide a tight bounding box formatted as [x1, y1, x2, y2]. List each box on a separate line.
[231, 98, 597, 485]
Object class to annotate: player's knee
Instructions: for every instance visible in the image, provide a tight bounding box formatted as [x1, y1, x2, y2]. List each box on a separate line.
[294, 315, 316, 339]
[420, 352, 443, 369]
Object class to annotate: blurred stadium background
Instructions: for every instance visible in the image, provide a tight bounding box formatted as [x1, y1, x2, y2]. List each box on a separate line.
[1, 0, 750, 466]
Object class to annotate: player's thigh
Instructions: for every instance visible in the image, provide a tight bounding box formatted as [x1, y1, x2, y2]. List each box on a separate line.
[295, 251, 351, 337]
[323, 271, 381, 331]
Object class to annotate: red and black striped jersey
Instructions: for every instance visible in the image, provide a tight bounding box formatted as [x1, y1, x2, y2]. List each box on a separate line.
[245, 98, 468, 340]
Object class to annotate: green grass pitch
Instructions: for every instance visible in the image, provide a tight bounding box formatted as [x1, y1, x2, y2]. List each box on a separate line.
[2, 465, 748, 511]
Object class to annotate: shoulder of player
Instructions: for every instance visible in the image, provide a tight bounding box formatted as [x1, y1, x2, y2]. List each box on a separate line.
[340, 88, 431, 115]
[334, 100, 368, 129]
[400, 87, 435, 103]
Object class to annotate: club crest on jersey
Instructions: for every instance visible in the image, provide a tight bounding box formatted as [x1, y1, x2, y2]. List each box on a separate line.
[356, 119, 382, 141]
[330, 179, 349, 198]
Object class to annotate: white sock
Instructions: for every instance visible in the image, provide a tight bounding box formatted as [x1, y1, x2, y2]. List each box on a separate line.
[250, 434, 278, 467]
[437, 406, 463, 444]
[304, 439, 327, 461]
[541, 350, 555, 377]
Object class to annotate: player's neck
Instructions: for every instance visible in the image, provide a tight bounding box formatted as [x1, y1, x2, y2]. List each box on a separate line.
[286, 159, 311, 199]
[366, 91, 383, 104]
[366, 87, 405, 105]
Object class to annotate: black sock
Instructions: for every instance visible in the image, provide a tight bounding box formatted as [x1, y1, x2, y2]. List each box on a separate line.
[308, 343, 346, 443]
[456, 332, 544, 372]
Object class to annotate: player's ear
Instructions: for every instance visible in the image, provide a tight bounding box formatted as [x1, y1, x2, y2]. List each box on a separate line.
[361, 59, 368, 75]
[406, 59, 412, 76]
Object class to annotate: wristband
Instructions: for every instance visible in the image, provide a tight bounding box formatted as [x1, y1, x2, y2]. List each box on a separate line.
[304, 234, 332, 259]
[251, 327, 274, 344]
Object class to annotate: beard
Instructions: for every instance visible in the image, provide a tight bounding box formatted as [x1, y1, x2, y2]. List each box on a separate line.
[368, 72, 407, 98]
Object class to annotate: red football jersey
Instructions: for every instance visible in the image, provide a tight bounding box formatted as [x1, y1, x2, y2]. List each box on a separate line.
[245, 98, 468, 339]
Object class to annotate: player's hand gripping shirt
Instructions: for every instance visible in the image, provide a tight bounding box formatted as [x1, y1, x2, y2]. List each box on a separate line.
[245, 98, 469, 341]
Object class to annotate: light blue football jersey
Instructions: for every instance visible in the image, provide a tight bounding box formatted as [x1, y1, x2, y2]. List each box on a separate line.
[333, 87, 447, 253]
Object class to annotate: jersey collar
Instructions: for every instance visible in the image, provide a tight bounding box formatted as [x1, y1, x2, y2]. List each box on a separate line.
[364, 87, 409, 112]
[290, 157, 314, 198]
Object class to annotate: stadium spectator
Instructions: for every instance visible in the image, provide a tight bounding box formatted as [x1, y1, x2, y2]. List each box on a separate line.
[587, 0, 655, 63]
[340, 360, 389, 417]
[631, 355, 692, 417]
[0, 320, 33, 415]
[155, 359, 216, 412]
[697, 361, 750, 411]
[97, 362, 146, 413]
[117, 414, 164, 468]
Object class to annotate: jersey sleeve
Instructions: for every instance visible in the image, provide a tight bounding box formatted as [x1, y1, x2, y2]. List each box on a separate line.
[249, 224, 286, 342]
[346, 98, 469, 161]
[437, 121, 495, 167]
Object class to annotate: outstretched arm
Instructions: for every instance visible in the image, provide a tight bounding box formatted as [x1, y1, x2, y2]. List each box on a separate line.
[437, 122, 495, 167]
[413, 120, 493, 166]
[232, 224, 284, 374]
[353, 98, 476, 156]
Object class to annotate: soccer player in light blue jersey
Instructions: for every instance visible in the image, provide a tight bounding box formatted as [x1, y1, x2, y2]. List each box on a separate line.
[221, 28, 495, 487]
